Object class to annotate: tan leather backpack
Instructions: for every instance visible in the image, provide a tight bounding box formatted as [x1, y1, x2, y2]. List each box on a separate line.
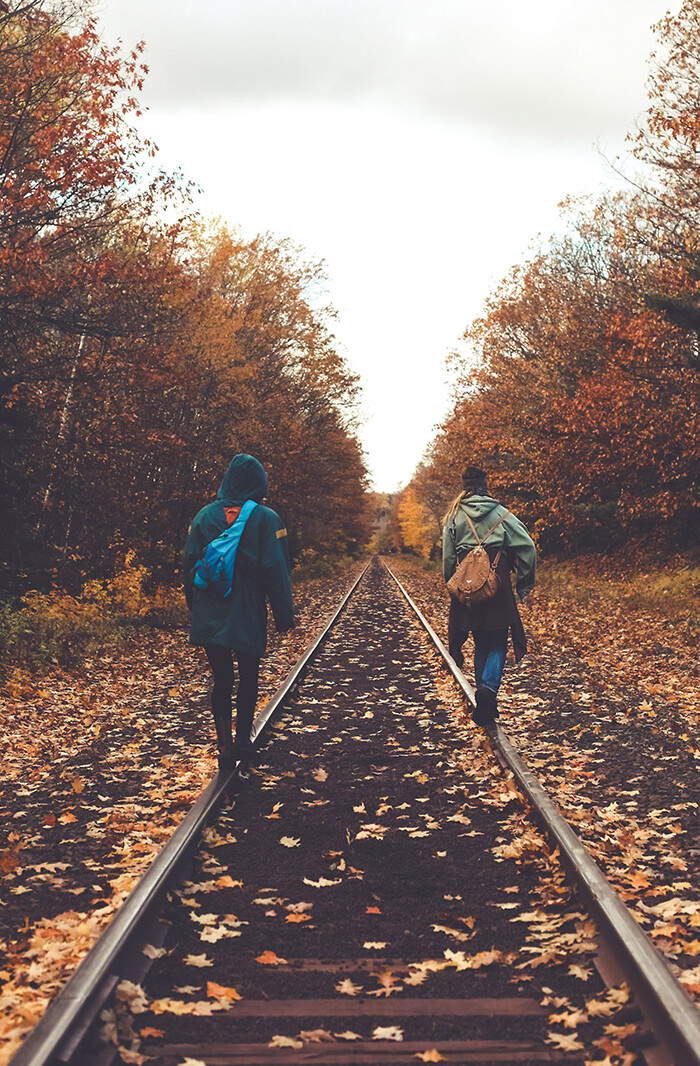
[446, 510, 509, 607]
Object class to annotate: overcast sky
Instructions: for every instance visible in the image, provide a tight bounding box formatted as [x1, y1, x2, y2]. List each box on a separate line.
[98, 0, 667, 491]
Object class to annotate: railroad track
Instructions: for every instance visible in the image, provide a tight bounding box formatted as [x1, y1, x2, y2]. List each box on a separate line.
[10, 559, 700, 1066]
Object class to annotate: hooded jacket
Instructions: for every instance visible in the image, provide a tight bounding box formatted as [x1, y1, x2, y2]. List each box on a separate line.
[184, 455, 294, 656]
[442, 494, 536, 662]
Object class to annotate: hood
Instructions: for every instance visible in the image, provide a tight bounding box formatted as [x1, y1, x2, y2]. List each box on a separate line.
[459, 494, 501, 521]
[217, 454, 268, 504]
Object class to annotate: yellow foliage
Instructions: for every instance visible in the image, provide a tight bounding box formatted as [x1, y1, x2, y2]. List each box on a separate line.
[398, 490, 439, 559]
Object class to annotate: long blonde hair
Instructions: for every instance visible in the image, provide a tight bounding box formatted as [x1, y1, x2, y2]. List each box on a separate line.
[442, 490, 468, 526]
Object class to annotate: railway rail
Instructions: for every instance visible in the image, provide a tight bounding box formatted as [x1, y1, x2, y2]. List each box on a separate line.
[9, 558, 700, 1066]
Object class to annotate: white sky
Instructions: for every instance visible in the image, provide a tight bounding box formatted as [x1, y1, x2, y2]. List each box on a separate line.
[98, 0, 667, 491]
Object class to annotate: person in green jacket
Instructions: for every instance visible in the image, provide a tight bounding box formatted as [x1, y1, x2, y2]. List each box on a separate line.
[442, 465, 536, 726]
[184, 454, 295, 774]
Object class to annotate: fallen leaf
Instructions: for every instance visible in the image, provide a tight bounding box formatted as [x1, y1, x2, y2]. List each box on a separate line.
[373, 1025, 403, 1041]
[184, 954, 212, 968]
[142, 944, 166, 959]
[546, 1032, 584, 1051]
[255, 950, 288, 965]
[363, 941, 387, 949]
[414, 1051, 446, 1063]
[280, 836, 300, 848]
[269, 1035, 303, 1048]
[299, 1028, 334, 1042]
[335, 979, 363, 996]
[207, 980, 241, 1001]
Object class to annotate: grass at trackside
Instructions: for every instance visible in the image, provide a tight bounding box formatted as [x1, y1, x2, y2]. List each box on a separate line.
[0, 553, 368, 679]
[386, 548, 700, 638]
[535, 554, 700, 637]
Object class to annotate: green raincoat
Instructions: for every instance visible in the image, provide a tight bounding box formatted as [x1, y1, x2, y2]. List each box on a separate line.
[442, 494, 536, 662]
[184, 455, 294, 656]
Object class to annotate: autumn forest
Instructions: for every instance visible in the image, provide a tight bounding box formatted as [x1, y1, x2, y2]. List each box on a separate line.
[1, 2, 700, 1063]
[391, 2, 700, 560]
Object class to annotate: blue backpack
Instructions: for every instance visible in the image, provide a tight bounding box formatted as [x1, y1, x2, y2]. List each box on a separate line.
[193, 500, 258, 598]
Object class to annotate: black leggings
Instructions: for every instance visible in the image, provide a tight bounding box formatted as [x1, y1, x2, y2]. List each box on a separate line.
[204, 644, 260, 747]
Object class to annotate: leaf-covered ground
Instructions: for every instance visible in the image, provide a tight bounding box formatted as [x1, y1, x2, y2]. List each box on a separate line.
[103, 560, 648, 1066]
[0, 564, 364, 1064]
[386, 555, 700, 1004]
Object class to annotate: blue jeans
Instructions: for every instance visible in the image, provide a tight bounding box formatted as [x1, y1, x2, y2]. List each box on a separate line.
[473, 628, 508, 693]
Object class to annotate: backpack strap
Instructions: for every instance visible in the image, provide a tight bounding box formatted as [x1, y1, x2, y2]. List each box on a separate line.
[464, 508, 510, 547]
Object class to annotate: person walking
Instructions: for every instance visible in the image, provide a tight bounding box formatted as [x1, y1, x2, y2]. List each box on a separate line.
[184, 454, 295, 775]
[442, 465, 536, 726]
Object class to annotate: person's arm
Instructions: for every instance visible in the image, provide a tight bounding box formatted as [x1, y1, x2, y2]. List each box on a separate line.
[503, 514, 537, 601]
[442, 515, 457, 582]
[260, 516, 295, 630]
[183, 525, 201, 610]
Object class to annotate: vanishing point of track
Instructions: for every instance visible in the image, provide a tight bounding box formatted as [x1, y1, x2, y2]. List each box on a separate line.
[10, 559, 700, 1066]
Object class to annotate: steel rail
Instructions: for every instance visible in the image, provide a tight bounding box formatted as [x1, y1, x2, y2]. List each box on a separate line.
[383, 559, 700, 1066]
[11, 562, 370, 1066]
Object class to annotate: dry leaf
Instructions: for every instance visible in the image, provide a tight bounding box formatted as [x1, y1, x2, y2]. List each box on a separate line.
[269, 1035, 303, 1049]
[184, 954, 212, 967]
[207, 980, 241, 1001]
[373, 1025, 404, 1041]
[335, 979, 362, 996]
[255, 950, 288, 965]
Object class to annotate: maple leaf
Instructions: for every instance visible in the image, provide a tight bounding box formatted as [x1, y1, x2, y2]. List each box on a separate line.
[414, 1051, 446, 1063]
[255, 950, 288, 965]
[334, 1030, 362, 1040]
[214, 875, 242, 888]
[115, 981, 149, 1014]
[373, 1025, 403, 1041]
[142, 944, 166, 959]
[549, 1008, 588, 1028]
[269, 1035, 303, 1048]
[184, 954, 212, 967]
[568, 964, 592, 980]
[286, 913, 311, 923]
[150, 998, 199, 1015]
[200, 925, 241, 943]
[366, 905, 381, 914]
[299, 1028, 334, 1042]
[118, 1050, 147, 1065]
[279, 836, 300, 848]
[303, 876, 341, 888]
[363, 941, 387, 949]
[313, 767, 328, 782]
[546, 1032, 584, 1051]
[139, 1027, 164, 1038]
[207, 980, 241, 1002]
[336, 979, 362, 995]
